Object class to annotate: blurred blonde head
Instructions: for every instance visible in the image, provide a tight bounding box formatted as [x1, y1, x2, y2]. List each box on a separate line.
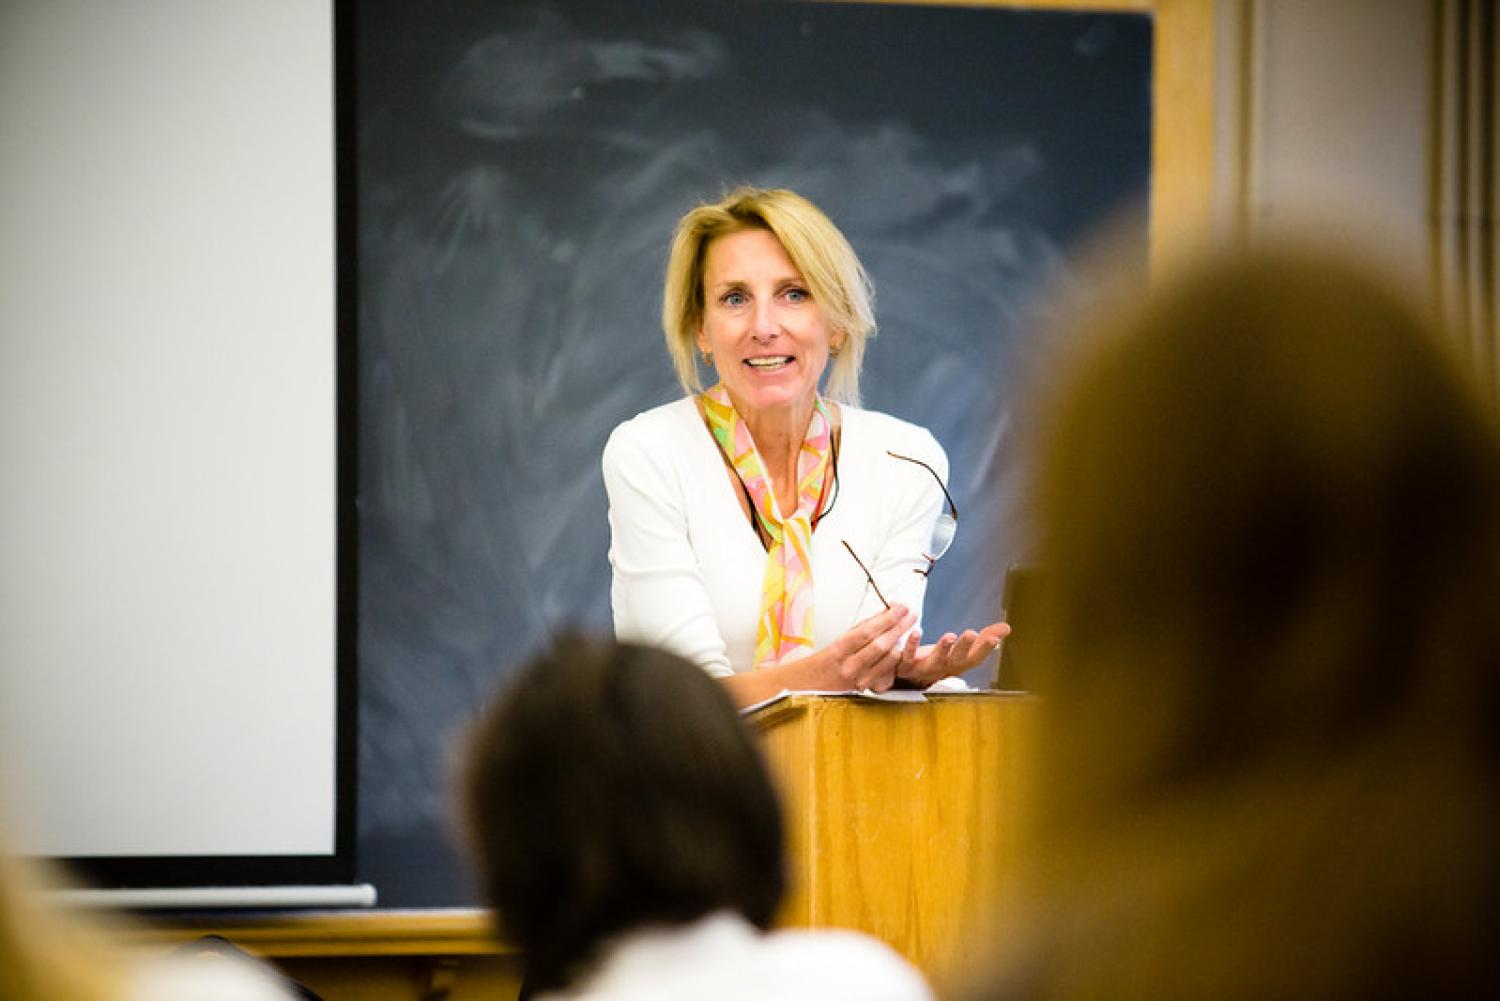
[0, 847, 126, 1001]
[981, 241, 1500, 999]
[662, 187, 875, 406]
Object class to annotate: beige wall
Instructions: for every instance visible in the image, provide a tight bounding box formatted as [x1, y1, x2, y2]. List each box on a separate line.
[1215, 0, 1435, 266]
[1216, 0, 1497, 400]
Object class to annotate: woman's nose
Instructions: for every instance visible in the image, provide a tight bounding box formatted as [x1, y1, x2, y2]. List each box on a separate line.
[751, 301, 778, 339]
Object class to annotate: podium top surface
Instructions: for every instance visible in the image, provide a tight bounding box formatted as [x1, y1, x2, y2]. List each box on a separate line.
[743, 689, 1032, 730]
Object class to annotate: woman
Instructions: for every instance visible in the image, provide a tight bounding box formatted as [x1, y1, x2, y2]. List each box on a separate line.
[604, 187, 1006, 707]
[460, 633, 934, 1001]
[969, 242, 1500, 999]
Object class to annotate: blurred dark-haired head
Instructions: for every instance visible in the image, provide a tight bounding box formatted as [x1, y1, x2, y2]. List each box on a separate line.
[984, 241, 1500, 999]
[461, 634, 786, 994]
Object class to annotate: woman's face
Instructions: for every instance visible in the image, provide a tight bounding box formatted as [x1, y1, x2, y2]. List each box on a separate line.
[695, 228, 838, 420]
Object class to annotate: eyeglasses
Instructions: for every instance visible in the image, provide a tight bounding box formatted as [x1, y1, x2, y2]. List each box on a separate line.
[842, 452, 960, 610]
[886, 451, 957, 577]
[842, 539, 891, 610]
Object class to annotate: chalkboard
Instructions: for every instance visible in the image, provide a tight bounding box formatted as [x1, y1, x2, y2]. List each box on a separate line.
[352, 0, 1150, 906]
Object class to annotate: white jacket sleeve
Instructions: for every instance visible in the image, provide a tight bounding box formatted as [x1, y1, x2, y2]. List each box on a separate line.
[602, 421, 735, 678]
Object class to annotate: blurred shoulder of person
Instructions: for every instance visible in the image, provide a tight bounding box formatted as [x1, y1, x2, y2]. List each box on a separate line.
[536, 909, 930, 1001]
[128, 938, 304, 1001]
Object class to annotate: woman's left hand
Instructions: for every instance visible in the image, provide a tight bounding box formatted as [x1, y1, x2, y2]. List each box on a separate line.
[896, 621, 1010, 687]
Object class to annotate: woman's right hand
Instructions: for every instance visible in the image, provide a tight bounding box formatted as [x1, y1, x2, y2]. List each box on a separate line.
[813, 603, 918, 692]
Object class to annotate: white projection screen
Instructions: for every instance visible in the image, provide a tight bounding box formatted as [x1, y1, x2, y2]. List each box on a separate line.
[0, 0, 354, 895]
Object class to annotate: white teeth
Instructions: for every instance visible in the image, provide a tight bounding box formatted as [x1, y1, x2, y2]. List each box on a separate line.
[746, 356, 792, 369]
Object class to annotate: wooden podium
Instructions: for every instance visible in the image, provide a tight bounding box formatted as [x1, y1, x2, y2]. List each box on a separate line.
[747, 691, 1034, 983]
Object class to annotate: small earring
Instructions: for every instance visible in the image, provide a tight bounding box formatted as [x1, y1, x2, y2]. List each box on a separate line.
[699, 349, 712, 364]
[830, 344, 842, 359]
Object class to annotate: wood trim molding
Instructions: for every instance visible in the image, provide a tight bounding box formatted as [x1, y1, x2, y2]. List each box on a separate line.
[133, 909, 508, 959]
[1150, 0, 1219, 269]
[1432, 0, 1499, 405]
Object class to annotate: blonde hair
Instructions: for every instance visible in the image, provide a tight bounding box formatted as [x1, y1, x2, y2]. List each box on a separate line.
[1, 849, 129, 1001]
[974, 242, 1500, 999]
[661, 187, 875, 406]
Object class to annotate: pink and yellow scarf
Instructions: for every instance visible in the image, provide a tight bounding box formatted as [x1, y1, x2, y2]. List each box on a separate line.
[700, 384, 834, 669]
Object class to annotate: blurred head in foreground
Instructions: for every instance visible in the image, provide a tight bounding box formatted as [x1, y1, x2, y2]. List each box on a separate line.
[461, 633, 785, 994]
[0, 842, 295, 1001]
[982, 242, 1500, 998]
[0, 849, 123, 1001]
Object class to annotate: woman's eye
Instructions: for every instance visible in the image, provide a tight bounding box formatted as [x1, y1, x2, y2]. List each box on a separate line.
[784, 286, 810, 303]
[721, 290, 748, 307]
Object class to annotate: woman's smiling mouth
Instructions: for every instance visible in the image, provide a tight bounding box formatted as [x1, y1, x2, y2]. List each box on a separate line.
[745, 356, 794, 371]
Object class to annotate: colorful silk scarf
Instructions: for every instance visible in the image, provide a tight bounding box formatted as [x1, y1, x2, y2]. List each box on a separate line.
[700, 384, 834, 669]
